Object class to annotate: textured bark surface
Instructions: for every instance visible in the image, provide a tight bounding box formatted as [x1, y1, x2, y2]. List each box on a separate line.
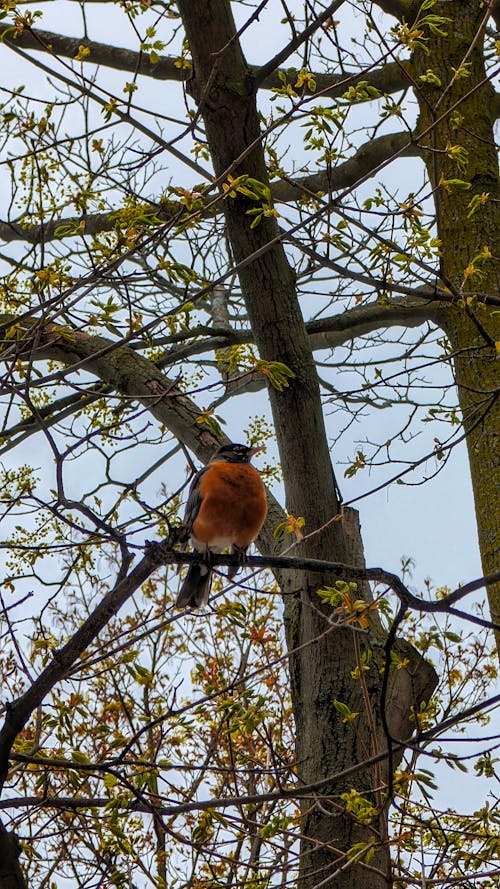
[0, 824, 27, 889]
[176, 3, 437, 886]
[0, 1, 496, 885]
[409, 0, 500, 649]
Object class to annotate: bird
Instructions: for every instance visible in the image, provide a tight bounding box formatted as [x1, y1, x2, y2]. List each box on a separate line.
[175, 442, 268, 609]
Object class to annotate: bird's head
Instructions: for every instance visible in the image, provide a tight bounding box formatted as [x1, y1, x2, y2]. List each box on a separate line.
[210, 443, 264, 464]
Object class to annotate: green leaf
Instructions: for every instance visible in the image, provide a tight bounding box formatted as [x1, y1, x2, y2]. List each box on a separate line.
[333, 700, 359, 723]
[254, 359, 295, 391]
[439, 178, 472, 193]
[104, 773, 119, 789]
[71, 750, 91, 764]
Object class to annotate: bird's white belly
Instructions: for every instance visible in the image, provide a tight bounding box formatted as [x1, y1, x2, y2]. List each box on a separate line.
[190, 532, 235, 552]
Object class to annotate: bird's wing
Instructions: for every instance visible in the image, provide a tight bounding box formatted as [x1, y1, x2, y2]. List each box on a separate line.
[183, 465, 209, 532]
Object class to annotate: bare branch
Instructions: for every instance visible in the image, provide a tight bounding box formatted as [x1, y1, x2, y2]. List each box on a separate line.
[146, 543, 500, 625]
[1, 37, 210, 179]
[8, 106, 500, 243]
[370, 0, 414, 19]
[0, 212, 115, 245]
[0, 133, 415, 245]
[0, 21, 409, 98]
[0, 314, 287, 547]
[307, 295, 440, 349]
[0, 295, 440, 458]
[0, 549, 149, 789]
[0, 22, 188, 81]
[0, 19, 496, 119]
[255, 0, 346, 86]
[272, 132, 418, 202]
[0, 321, 220, 455]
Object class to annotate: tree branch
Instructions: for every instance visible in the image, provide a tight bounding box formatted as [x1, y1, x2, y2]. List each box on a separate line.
[0, 22, 409, 98]
[0, 319, 221, 456]
[0, 746, 415, 819]
[0, 22, 189, 81]
[0, 314, 286, 548]
[4, 13, 468, 115]
[306, 294, 440, 347]
[0, 212, 116, 245]
[4, 684, 499, 820]
[147, 543, 500, 625]
[8, 101, 500, 243]
[0, 549, 152, 789]
[8, 17, 498, 120]
[271, 132, 417, 202]
[286, 233, 500, 308]
[0, 536, 491, 828]
[0, 823, 26, 889]
[155, 294, 440, 361]
[0, 533, 483, 800]
[255, 0, 345, 86]
[1, 36, 210, 179]
[370, 0, 413, 19]
[0, 132, 416, 246]
[0, 295, 439, 457]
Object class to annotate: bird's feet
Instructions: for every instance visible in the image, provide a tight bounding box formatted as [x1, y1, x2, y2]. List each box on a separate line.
[201, 547, 215, 568]
[227, 545, 248, 581]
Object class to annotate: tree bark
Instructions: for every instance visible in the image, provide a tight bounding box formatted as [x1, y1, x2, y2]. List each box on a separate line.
[409, 0, 500, 650]
[175, 3, 436, 885]
[0, 823, 27, 889]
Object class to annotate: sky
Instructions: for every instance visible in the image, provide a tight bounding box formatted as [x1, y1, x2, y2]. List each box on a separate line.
[0, 16, 490, 804]
[0, 0, 485, 594]
[0, 0, 496, 860]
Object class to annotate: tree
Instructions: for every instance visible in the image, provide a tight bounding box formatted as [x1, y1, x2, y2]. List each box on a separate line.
[0, 0, 498, 887]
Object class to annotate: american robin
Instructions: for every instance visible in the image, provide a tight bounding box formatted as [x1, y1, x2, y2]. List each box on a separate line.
[176, 443, 268, 609]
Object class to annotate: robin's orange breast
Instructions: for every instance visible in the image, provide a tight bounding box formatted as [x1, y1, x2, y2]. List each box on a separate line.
[191, 462, 267, 549]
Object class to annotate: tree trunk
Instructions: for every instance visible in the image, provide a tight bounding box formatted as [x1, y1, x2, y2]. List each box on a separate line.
[177, 3, 436, 885]
[0, 824, 27, 889]
[409, 0, 500, 649]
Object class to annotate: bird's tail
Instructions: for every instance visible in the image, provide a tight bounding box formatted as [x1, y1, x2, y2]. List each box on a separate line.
[175, 563, 212, 609]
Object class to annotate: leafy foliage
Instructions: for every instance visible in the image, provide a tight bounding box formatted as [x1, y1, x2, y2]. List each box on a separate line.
[0, 0, 498, 887]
